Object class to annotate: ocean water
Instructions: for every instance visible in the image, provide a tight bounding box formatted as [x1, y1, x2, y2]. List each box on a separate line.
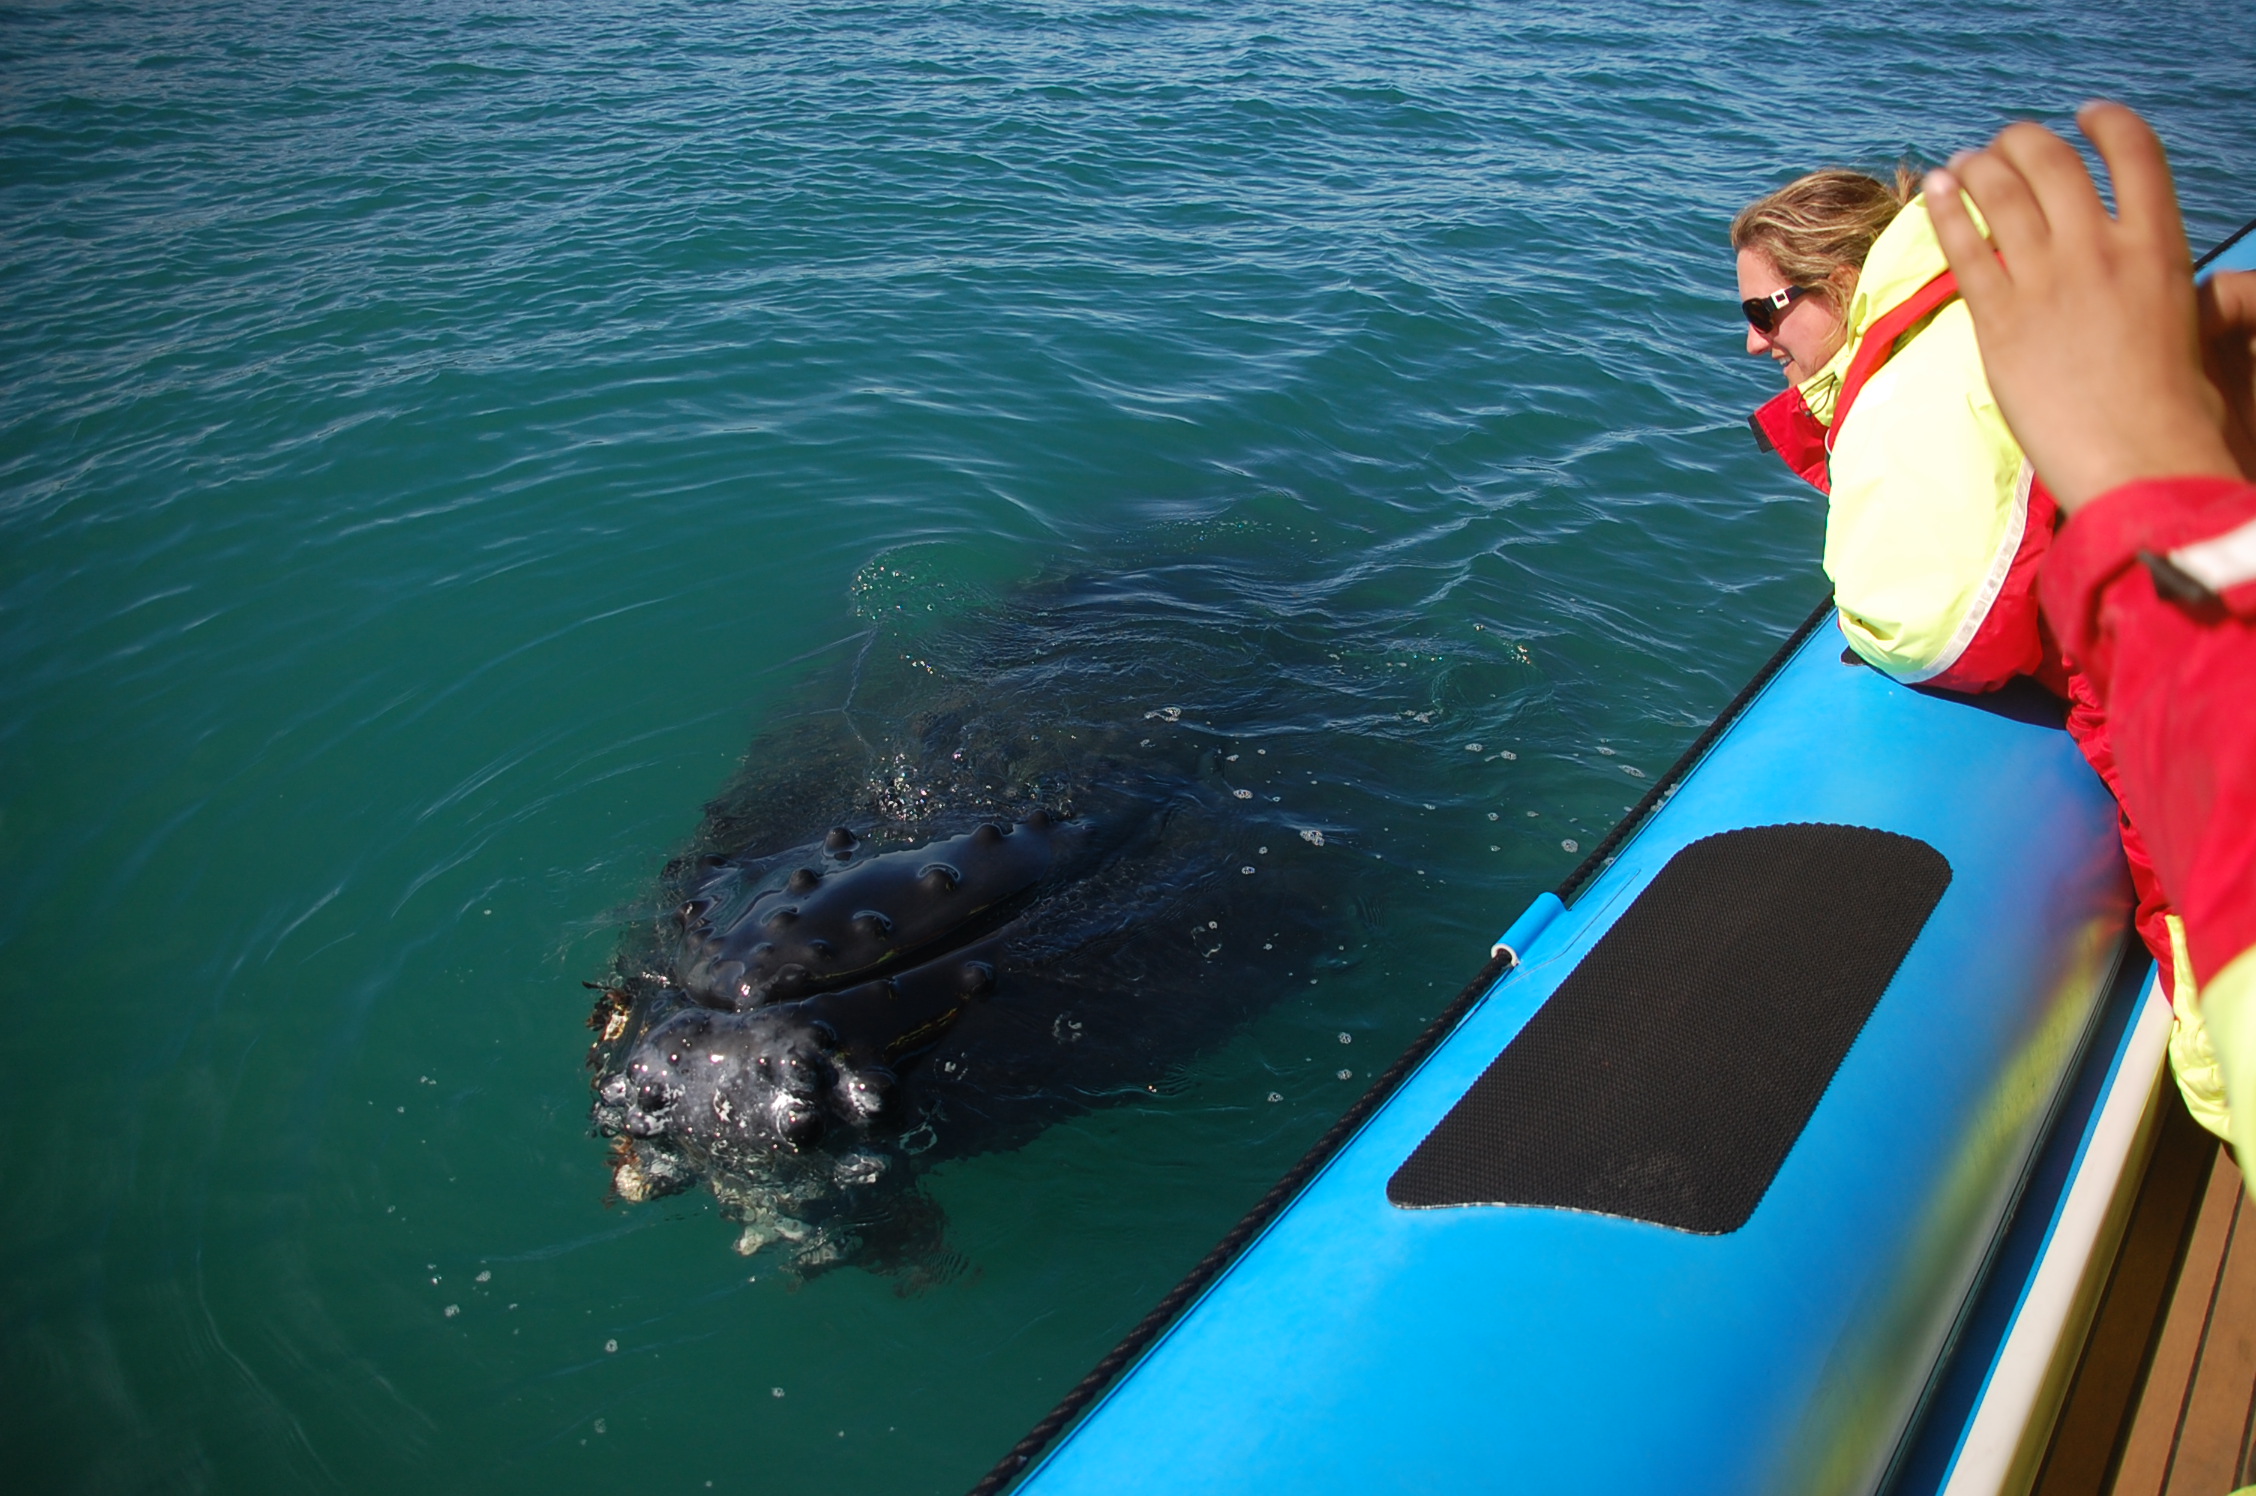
[4, 2, 2252, 1491]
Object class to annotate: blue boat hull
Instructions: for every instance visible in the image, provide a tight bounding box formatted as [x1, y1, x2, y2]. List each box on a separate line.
[1014, 619, 2132, 1496]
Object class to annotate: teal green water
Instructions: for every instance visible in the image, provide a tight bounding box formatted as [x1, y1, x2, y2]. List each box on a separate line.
[4, 2, 2252, 1491]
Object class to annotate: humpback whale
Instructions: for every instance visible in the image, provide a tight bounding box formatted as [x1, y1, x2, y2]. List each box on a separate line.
[586, 582, 1351, 1273]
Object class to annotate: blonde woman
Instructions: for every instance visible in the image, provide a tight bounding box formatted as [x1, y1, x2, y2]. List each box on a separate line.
[1736, 167, 2054, 693]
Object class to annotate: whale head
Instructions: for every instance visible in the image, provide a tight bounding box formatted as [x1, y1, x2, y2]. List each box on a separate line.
[601, 1005, 899, 1167]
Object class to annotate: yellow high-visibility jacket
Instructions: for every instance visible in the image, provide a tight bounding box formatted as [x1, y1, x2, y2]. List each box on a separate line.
[1751, 197, 2053, 694]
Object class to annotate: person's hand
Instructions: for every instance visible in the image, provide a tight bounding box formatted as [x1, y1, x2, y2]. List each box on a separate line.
[1923, 102, 2244, 514]
[2203, 269, 2256, 479]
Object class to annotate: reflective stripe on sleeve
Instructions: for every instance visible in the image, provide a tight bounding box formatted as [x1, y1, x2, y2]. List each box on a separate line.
[2171, 516, 2256, 594]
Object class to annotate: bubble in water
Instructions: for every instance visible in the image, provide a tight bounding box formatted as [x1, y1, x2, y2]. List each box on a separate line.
[444, 1305, 459, 1319]
[594, 1420, 607, 1435]
[1300, 828, 1325, 846]
[1241, 865, 1256, 875]
[1233, 788, 1253, 800]
[1266, 1092, 1283, 1103]
[1466, 742, 1483, 753]
[1337, 1069, 1353, 1080]
[475, 1269, 491, 1283]
[1562, 839, 1580, 853]
[605, 1339, 619, 1354]
[1500, 750, 1518, 760]
[1338, 1033, 1352, 1045]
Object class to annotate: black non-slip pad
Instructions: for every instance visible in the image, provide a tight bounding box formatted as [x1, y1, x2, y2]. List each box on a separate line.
[1387, 823, 1952, 1234]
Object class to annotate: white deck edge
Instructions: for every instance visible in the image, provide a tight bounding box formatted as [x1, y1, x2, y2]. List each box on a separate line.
[1936, 974, 2173, 1496]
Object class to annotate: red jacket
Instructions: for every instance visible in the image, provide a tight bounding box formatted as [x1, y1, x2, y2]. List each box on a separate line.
[2042, 475, 2256, 985]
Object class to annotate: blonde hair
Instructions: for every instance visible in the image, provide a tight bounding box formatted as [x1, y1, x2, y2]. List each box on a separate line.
[1731, 165, 1919, 304]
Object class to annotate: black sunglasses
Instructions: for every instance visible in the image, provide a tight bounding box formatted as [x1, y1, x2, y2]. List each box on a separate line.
[1741, 284, 1813, 334]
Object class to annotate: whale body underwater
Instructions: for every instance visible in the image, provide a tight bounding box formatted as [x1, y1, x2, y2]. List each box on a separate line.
[584, 572, 1382, 1274]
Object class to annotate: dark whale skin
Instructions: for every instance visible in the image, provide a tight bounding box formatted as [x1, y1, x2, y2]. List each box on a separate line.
[676, 812, 1069, 1010]
[608, 930, 1003, 1161]
[588, 759, 1335, 1274]
[611, 844, 1022, 1160]
[599, 817, 1070, 1186]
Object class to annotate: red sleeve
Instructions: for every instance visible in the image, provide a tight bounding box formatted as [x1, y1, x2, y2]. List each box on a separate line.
[2042, 476, 2256, 985]
[1922, 481, 2059, 696]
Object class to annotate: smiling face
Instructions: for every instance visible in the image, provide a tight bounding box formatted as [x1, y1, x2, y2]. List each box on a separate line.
[1738, 247, 1851, 387]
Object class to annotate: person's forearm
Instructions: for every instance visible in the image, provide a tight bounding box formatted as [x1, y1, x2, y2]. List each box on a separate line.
[2043, 474, 2256, 984]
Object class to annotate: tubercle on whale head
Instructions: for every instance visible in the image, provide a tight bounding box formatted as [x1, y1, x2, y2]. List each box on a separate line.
[832, 1064, 898, 1124]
